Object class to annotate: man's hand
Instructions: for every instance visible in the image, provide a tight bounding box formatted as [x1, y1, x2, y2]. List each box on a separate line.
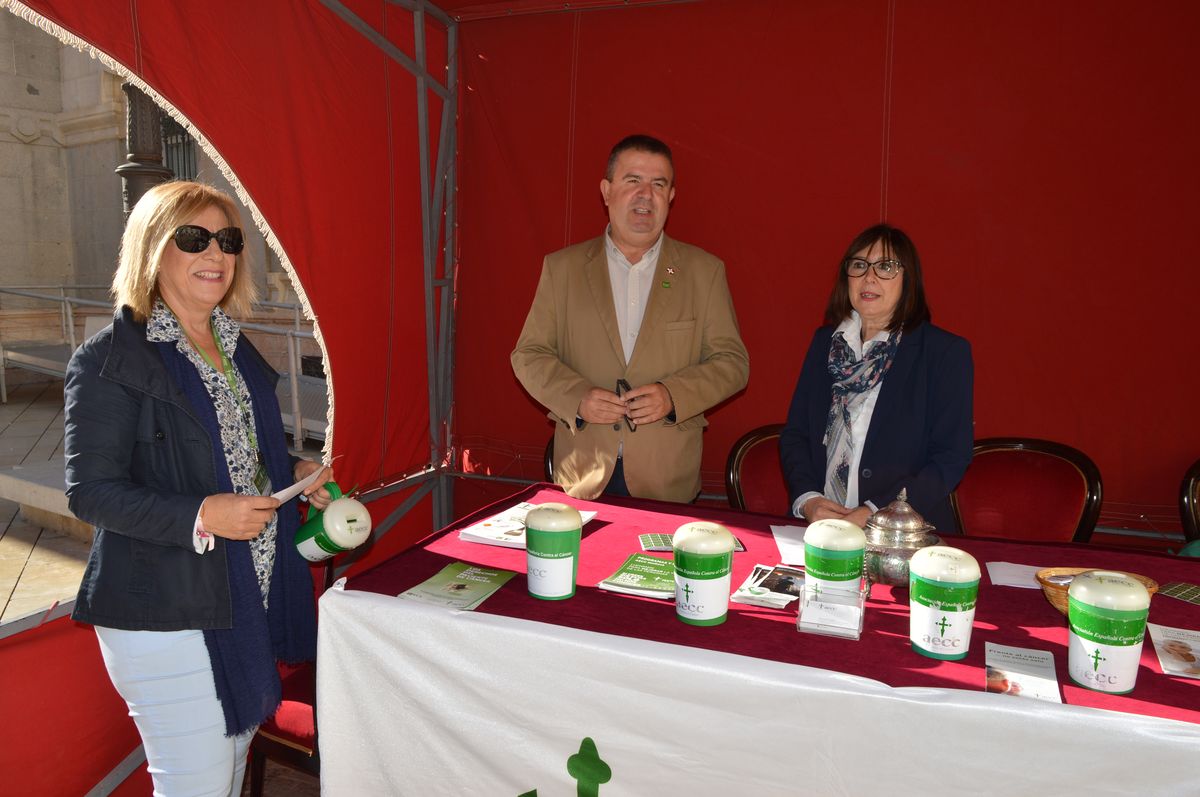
[578, 387, 627, 424]
[802, 497, 872, 528]
[802, 496, 850, 522]
[200, 494, 281, 540]
[622, 382, 674, 425]
[294, 459, 335, 510]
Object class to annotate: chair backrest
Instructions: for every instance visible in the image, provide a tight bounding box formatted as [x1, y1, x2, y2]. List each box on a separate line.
[1181, 458, 1200, 543]
[725, 423, 790, 515]
[951, 437, 1103, 543]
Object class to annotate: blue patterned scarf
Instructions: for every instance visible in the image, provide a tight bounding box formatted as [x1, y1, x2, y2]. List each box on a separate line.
[156, 337, 317, 736]
[823, 326, 902, 505]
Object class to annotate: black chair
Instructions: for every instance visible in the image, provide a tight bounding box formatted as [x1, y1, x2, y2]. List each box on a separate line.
[724, 424, 790, 515]
[1181, 458, 1200, 543]
[950, 437, 1103, 543]
[543, 435, 554, 482]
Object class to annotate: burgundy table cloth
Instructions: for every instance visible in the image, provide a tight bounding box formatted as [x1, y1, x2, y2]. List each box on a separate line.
[347, 484, 1200, 726]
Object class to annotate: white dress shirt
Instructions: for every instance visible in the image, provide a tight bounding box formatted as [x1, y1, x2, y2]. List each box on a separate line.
[605, 227, 663, 363]
[792, 311, 888, 518]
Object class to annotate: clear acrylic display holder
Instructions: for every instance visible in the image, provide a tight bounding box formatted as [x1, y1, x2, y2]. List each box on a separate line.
[796, 580, 867, 640]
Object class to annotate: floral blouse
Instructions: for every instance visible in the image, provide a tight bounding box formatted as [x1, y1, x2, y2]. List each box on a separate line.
[147, 299, 276, 608]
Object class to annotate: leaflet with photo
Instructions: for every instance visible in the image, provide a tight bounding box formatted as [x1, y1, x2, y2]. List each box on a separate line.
[1147, 623, 1200, 679]
[458, 501, 598, 548]
[598, 553, 675, 599]
[731, 563, 804, 609]
[983, 642, 1062, 703]
[398, 562, 515, 610]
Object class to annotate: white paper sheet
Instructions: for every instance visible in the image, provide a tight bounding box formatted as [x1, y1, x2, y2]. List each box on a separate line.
[985, 561, 1044, 589]
[272, 464, 326, 504]
[770, 524, 807, 565]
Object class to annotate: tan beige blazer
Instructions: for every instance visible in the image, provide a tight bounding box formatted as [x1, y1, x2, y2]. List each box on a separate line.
[512, 234, 749, 502]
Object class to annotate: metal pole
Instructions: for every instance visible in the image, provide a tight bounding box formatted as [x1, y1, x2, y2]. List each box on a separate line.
[286, 332, 305, 449]
[115, 84, 171, 215]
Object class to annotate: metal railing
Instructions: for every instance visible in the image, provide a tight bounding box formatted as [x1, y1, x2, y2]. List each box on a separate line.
[0, 286, 326, 447]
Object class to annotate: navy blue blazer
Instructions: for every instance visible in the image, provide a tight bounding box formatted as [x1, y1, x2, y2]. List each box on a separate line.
[779, 322, 974, 533]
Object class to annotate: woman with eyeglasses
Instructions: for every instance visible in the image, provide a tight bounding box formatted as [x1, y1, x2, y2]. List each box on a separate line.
[779, 224, 973, 533]
[64, 181, 333, 795]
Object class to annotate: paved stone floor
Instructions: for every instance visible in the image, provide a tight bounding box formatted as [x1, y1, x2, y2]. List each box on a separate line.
[1, 378, 322, 795]
[0, 380, 85, 623]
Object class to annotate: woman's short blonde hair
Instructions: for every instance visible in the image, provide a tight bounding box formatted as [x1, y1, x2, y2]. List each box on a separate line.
[113, 181, 258, 321]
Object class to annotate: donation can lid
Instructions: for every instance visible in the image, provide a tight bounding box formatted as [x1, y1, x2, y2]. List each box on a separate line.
[909, 545, 980, 584]
[321, 497, 373, 545]
[525, 502, 583, 532]
[804, 518, 866, 551]
[672, 521, 736, 555]
[1068, 570, 1150, 612]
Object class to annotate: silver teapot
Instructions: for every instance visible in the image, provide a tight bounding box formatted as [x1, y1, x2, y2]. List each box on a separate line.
[863, 489, 940, 587]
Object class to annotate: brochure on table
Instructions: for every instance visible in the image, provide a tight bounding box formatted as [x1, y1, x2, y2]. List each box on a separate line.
[1147, 623, 1200, 678]
[598, 553, 675, 599]
[732, 564, 804, 609]
[398, 562, 515, 610]
[983, 642, 1062, 702]
[458, 501, 598, 548]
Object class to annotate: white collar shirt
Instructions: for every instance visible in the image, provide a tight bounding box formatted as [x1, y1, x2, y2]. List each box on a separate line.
[791, 310, 890, 517]
[604, 227, 663, 364]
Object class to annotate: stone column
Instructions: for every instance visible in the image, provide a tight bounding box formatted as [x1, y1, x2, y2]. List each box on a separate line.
[114, 82, 171, 214]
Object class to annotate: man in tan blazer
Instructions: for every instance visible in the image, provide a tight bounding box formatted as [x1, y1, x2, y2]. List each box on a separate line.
[512, 135, 749, 503]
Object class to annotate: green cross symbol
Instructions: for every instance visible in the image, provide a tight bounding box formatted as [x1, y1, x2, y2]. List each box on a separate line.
[567, 737, 612, 797]
[935, 616, 951, 637]
[682, 583, 693, 602]
[1090, 648, 1107, 671]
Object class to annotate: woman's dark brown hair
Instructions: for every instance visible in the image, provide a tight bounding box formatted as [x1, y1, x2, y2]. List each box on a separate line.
[824, 223, 931, 331]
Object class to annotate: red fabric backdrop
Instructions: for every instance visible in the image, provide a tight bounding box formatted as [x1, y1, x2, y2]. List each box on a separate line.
[4, 0, 1199, 791]
[451, 0, 1200, 533]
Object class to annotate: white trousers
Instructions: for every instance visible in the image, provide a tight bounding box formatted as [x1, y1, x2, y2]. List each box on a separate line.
[95, 626, 255, 797]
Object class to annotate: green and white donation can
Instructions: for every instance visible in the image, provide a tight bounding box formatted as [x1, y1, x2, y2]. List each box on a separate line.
[294, 483, 373, 562]
[803, 519, 866, 595]
[525, 503, 583, 601]
[672, 521, 736, 626]
[1067, 570, 1150, 694]
[909, 546, 980, 660]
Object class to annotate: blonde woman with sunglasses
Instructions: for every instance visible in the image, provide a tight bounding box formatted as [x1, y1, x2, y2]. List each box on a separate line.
[65, 181, 332, 795]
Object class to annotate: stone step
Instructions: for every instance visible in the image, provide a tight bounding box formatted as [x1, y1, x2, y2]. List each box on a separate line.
[0, 457, 92, 542]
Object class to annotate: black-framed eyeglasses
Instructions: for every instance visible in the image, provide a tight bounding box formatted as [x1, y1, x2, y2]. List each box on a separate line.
[844, 257, 903, 280]
[173, 225, 245, 255]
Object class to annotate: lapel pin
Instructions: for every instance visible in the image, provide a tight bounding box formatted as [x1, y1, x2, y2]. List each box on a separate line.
[661, 281, 671, 289]
[666, 267, 676, 275]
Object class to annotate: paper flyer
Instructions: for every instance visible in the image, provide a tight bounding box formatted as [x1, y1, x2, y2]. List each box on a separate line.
[984, 561, 1044, 589]
[398, 562, 515, 610]
[731, 563, 804, 609]
[1147, 623, 1200, 678]
[597, 553, 675, 599]
[457, 502, 598, 549]
[769, 525, 807, 565]
[984, 642, 1062, 702]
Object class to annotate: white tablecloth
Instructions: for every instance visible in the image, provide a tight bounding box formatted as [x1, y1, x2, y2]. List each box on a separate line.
[317, 585, 1200, 796]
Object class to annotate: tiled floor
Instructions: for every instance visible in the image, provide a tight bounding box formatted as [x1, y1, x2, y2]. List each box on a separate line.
[1, 378, 322, 796]
[0, 380, 87, 623]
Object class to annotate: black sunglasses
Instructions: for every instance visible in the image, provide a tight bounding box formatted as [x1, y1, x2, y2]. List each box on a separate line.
[173, 225, 245, 255]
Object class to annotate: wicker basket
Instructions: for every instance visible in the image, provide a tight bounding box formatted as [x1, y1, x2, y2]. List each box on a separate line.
[1035, 567, 1159, 617]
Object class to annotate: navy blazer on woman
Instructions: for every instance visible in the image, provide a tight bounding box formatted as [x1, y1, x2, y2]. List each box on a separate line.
[779, 321, 974, 533]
